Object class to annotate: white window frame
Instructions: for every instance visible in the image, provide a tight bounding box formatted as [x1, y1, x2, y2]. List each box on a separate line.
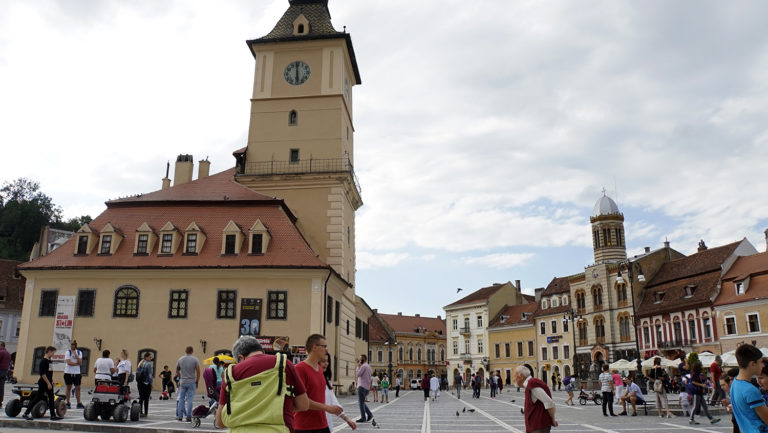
[735, 282, 744, 295]
[563, 344, 570, 360]
[452, 340, 458, 355]
[477, 315, 483, 328]
[747, 312, 761, 334]
[540, 322, 546, 335]
[562, 296, 569, 305]
[551, 319, 557, 334]
[702, 316, 712, 339]
[724, 314, 737, 335]
[551, 297, 559, 307]
[464, 339, 470, 354]
[452, 319, 458, 330]
[477, 339, 484, 354]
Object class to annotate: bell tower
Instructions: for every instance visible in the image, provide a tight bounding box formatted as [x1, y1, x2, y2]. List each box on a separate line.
[235, 0, 362, 285]
[590, 192, 627, 264]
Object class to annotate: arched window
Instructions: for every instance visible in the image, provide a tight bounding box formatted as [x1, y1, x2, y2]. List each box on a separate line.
[616, 282, 628, 306]
[408, 346, 413, 361]
[618, 313, 631, 342]
[440, 346, 445, 361]
[289, 110, 298, 125]
[575, 290, 587, 313]
[417, 347, 422, 362]
[113, 285, 139, 317]
[398, 346, 404, 362]
[594, 316, 605, 343]
[577, 320, 588, 344]
[672, 316, 682, 342]
[592, 286, 603, 310]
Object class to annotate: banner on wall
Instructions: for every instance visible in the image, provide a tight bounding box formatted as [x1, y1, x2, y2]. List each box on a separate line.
[51, 296, 76, 371]
[239, 298, 262, 338]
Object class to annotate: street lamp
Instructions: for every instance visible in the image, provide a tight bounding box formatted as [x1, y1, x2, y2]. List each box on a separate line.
[616, 260, 646, 391]
[384, 340, 394, 381]
[563, 309, 581, 378]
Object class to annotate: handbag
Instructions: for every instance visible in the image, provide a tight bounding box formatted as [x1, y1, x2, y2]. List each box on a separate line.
[654, 379, 663, 393]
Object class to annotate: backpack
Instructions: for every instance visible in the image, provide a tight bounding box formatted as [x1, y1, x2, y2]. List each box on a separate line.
[136, 362, 150, 383]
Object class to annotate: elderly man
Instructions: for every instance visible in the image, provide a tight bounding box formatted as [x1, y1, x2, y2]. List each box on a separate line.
[514, 365, 558, 433]
[215, 336, 309, 432]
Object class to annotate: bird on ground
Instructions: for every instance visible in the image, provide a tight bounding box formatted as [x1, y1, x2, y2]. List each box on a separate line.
[462, 407, 466, 412]
[510, 399, 515, 402]
[456, 411, 460, 417]
[372, 419, 379, 428]
[467, 409, 475, 413]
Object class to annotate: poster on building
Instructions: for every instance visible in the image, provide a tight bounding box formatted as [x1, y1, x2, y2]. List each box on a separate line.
[252, 336, 291, 355]
[51, 296, 76, 371]
[239, 298, 262, 338]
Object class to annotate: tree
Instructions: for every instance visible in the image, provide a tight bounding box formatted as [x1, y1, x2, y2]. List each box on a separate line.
[0, 178, 62, 261]
[52, 215, 93, 232]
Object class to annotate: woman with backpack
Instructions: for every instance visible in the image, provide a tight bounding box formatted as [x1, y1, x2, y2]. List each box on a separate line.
[689, 361, 720, 425]
[564, 374, 575, 406]
[136, 352, 154, 417]
[649, 357, 673, 418]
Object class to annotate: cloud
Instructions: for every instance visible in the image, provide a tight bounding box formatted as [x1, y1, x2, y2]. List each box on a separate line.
[460, 253, 535, 270]
[356, 251, 410, 270]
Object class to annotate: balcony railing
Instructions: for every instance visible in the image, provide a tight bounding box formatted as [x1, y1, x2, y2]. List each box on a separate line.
[459, 327, 471, 334]
[657, 339, 695, 349]
[620, 335, 633, 343]
[460, 352, 472, 359]
[241, 157, 361, 194]
[596, 337, 606, 344]
[578, 339, 588, 346]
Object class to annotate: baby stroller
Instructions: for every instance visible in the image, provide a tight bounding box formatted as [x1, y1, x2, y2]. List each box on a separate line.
[191, 368, 219, 428]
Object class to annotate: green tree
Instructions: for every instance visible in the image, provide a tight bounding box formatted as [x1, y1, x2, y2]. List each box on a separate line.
[0, 178, 62, 261]
[52, 215, 92, 232]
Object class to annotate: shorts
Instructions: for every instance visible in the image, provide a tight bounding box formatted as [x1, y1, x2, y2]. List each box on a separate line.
[423, 388, 430, 399]
[64, 373, 82, 386]
[565, 384, 573, 392]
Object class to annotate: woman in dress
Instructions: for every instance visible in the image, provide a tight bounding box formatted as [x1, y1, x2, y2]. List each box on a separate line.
[321, 353, 357, 430]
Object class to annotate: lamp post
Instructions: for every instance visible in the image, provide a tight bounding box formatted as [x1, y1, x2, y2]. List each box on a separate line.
[563, 309, 581, 380]
[616, 260, 646, 391]
[384, 340, 394, 381]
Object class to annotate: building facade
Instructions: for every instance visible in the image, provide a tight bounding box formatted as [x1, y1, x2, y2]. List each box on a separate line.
[375, 313, 446, 384]
[444, 281, 528, 385]
[714, 252, 768, 352]
[533, 277, 573, 386]
[637, 239, 757, 357]
[17, 0, 365, 392]
[487, 302, 538, 386]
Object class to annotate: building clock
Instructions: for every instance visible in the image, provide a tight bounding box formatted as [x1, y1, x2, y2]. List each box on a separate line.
[284, 60, 310, 85]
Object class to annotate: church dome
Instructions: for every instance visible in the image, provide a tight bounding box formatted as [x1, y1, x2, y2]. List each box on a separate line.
[592, 194, 620, 217]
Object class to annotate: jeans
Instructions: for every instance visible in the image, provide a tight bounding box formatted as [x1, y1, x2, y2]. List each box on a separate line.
[711, 382, 724, 405]
[456, 384, 461, 399]
[0, 370, 7, 403]
[602, 391, 615, 415]
[357, 387, 372, 421]
[138, 382, 151, 414]
[176, 382, 196, 419]
[691, 394, 713, 421]
[490, 383, 497, 398]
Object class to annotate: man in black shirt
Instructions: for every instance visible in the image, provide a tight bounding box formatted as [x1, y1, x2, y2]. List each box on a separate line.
[23, 346, 61, 420]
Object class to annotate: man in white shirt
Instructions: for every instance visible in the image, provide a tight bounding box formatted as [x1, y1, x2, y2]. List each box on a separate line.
[619, 376, 645, 416]
[94, 349, 116, 382]
[64, 340, 84, 409]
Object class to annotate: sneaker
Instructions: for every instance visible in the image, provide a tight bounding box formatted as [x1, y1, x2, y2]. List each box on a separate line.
[711, 418, 721, 424]
[22, 414, 33, 421]
[186, 417, 192, 422]
[690, 420, 700, 425]
[177, 418, 183, 421]
[66, 402, 71, 409]
[50, 416, 63, 421]
[658, 414, 663, 418]
[356, 418, 368, 423]
[667, 414, 673, 418]
[618, 411, 627, 416]
[77, 403, 85, 409]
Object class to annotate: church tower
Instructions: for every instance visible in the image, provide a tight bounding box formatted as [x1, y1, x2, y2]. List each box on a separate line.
[590, 192, 627, 264]
[235, 0, 362, 285]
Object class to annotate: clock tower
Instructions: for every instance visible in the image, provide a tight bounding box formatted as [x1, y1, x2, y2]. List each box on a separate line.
[235, 0, 362, 285]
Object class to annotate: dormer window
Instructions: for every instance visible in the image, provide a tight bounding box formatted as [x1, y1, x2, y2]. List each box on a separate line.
[184, 222, 206, 255]
[654, 292, 665, 303]
[221, 220, 244, 255]
[134, 222, 157, 255]
[562, 296, 569, 305]
[551, 298, 559, 307]
[73, 223, 98, 255]
[684, 285, 696, 298]
[248, 220, 271, 255]
[100, 235, 112, 254]
[292, 14, 310, 36]
[542, 300, 548, 309]
[157, 222, 180, 255]
[736, 281, 744, 295]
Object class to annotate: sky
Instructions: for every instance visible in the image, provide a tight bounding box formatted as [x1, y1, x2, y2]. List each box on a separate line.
[2, 0, 768, 318]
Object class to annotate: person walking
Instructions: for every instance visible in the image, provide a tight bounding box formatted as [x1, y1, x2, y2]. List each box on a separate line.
[136, 352, 154, 417]
[0, 341, 9, 408]
[563, 374, 575, 406]
[649, 357, 673, 418]
[598, 364, 616, 416]
[514, 365, 558, 433]
[176, 346, 201, 422]
[689, 361, 720, 425]
[295, 334, 343, 433]
[710, 355, 724, 406]
[430, 373, 440, 401]
[371, 373, 380, 403]
[63, 340, 84, 409]
[215, 336, 309, 431]
[455, 373, 464, 399]
[395, 374, 401, 398]
[421, 374, 430, 401]
[23, 346, 61, 421]
[612, 370, 624, 406]
[209, 357, 224, 405]
[320, 353, 357, 431]
[355, 354, 374, 423]
[490, 371, 498, 399]
[475, 372, 484, 398]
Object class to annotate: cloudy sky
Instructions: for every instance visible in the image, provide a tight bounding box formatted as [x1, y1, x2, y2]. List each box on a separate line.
[2, 0, 768, 318]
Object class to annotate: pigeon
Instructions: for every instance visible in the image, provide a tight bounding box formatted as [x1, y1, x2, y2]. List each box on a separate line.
[371, 419, 379, 428]
[468, 409, 475, 413]
[462, 407, 466, 412]
[510, 399, 515, 402]
[456, 411, 460, 417]
[457, 288, 463, 293]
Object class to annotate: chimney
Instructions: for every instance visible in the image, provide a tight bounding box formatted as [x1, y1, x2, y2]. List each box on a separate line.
[515, 279, 521, 290]
[397, 312, 402, 316]
[764, 228, 768, 252]
[198, 158, 210, 180]
[415, 313, 420, 317]
[437, 315, 441, 320]
[534, 287, 544, 302]
[173, 154, 194, 186]
[644, 247, 650, 253]
[697, 239, 708, 252]
[161, 161, 171, 190]
[664, 238, 670, 249]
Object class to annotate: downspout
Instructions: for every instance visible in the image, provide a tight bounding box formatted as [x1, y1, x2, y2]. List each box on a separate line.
[322, 269, 332, 339]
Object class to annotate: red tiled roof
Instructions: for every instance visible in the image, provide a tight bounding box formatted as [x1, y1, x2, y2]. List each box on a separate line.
[378, 313, 446, 335]
[368, 313, 394, 342]
[489, 303, 538, 328]
[645, 241, 741, 286]
[715, 252, 768, 307]
[19, 170, 327, 271]
[107, 168, 276, 204]
[444, 283, 507, 308]
[533, 277, 571, 317]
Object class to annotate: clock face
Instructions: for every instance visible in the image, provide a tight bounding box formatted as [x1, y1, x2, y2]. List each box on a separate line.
[284, 61, 311, 86]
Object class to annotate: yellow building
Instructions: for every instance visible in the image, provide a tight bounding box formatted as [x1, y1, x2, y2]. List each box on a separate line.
[533, 277, 574, 386]
[16, 0, 364, 392]
[487, 303, 538, 386]
[377, 313, 446, 384]
[714, 251, 768, 352]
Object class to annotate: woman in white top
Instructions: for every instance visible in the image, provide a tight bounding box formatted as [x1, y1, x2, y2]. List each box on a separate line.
[117, 349, 132, 387]
[93, 350, 116, 382]
[321, 353, 357, 431]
